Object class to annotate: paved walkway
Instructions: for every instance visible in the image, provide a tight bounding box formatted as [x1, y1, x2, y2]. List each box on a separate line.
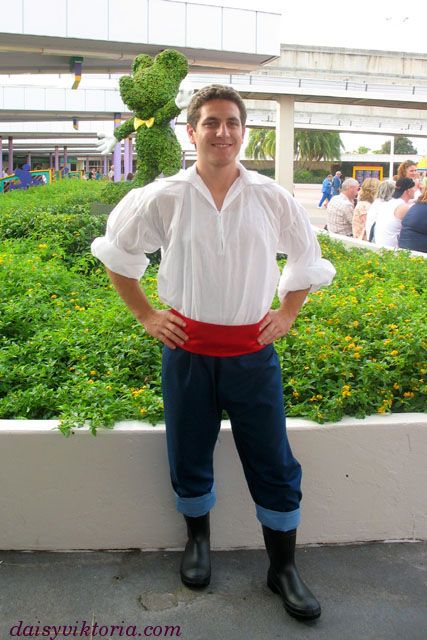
[1, 543, 425, 640]
[294, 183, 328, 227]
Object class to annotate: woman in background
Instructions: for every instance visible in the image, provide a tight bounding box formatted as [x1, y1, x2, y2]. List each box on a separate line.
[352, 177, 380, 240]
[398, 185, 427, 253]
[365, 181, 395, 243]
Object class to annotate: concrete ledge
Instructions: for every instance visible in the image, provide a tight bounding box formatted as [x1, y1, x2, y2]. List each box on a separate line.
[314, 227, 427, 258]
[1, 414, 425, 550]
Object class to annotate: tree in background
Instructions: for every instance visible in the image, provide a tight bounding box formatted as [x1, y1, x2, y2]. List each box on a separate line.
[245, 128, 343, 165]
[354, 146, 370, 154]
[375, 136, 418, 155]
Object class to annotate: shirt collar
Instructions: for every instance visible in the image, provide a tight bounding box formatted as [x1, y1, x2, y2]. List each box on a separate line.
[163, 161, 272, 187]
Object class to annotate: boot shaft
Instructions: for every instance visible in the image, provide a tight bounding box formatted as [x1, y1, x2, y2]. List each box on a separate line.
[184, 513, 210, 542]
[262, 526, 296, 569]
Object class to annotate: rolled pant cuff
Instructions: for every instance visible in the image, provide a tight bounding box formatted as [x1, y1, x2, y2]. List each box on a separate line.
[175, 485, 216, 517]
[256, 504, 300, 531]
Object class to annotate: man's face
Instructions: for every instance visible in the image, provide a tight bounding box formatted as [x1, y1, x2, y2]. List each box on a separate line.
[406, 165, 417, 179]
[187, 99, 245, 169]
[345, 184, 359, 201]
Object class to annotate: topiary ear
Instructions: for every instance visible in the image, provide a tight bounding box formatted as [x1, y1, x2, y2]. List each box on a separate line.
[132, 54, 154, 74]
[155, 49, 188, 77]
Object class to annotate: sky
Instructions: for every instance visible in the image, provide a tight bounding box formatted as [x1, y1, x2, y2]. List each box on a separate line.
[2, 0, 426, 154]
[175, 0, 427, 154]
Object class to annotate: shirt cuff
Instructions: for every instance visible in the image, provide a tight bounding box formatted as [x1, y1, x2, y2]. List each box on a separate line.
[91, 237, 150, 280]
[278, 258, 336, 301]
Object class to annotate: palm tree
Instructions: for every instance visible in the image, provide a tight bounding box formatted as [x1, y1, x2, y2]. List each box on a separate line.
[245, 128, 343, 165]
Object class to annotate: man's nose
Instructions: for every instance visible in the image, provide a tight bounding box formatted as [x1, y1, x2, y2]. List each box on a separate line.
[216, 122, 230, 136]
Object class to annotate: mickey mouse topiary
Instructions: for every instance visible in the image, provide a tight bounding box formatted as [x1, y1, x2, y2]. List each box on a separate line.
[98, 49, 190, 188]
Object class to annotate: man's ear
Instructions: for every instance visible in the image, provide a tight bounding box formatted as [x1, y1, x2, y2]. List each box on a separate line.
[187, 123, 196, 146]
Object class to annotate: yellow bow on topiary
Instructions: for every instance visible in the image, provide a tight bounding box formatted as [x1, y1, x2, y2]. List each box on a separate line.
[134, 117, 155, 130]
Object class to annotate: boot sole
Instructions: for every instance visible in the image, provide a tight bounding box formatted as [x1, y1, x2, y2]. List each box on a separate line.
[267, 576, 321, 620]
[180, 572, 211, 588]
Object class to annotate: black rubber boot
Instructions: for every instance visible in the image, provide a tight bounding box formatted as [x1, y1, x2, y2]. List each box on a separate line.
[180, 513, 211, 588]
[262, 526, 321, 620]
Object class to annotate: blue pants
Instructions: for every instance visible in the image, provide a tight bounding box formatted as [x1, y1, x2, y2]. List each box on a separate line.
[318, 192, 330, 207]
[161, 344, 302, 531]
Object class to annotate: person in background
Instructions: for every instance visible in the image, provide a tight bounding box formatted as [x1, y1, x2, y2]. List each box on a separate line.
[126, 172, 134, 182]
[108, 166, 114, 181]
[331, 171, 342, 197]
[318, 174, 332, 208]
[397, 160, 421, 201]
[398, 184, 427, 253]
[375, 178, 415, 248]
[365, 181, 396, 243]
[326, 178, 359, 236]
[352, 177, 380, 240]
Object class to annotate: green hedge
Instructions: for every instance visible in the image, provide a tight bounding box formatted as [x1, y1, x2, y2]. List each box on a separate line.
[0, 182, 426, 434]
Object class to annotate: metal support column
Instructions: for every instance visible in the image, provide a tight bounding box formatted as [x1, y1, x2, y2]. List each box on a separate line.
[8, 136, 13, 174]
[113, 113, 122, 182]
[54, 146, 59, 171]
[103, 155, 108, 177]
[275, 97, 295, 193]
[389, 136, 395, 180]
[124, 137, 130, 178]
[128, 137, 133, 174]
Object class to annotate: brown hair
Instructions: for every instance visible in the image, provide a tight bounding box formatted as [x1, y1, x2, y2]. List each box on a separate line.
[187, 84, 247, 128]
[417, 184, 427, 204]
[359, 177, 380, 203]
[397, 160, 417, 179]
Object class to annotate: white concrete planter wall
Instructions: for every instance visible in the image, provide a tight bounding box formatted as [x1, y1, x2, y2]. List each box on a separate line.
[1, 414, 425, 551]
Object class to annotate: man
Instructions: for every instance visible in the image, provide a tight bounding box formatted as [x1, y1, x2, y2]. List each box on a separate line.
[375, 177, 415, 248]
[326, 177, 360, 236]
[318, 174, 332, 208]
[331, 170, 342, 197]
[91, 85, 335, 621]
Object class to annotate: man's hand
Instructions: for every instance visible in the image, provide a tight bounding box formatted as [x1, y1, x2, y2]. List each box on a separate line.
[257, 288, 309, 345]
[142, 309, 188, 349]
[257, 309, 295, 345]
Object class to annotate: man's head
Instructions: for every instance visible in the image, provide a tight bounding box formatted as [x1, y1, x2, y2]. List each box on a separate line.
[341, 178, 359, 202]
[393, 177, 416, 201]
[397, 160, 417, 180]
[335, 171, 342, 177]
[187, 84, 247, 129]
[186, 85, 246, 170]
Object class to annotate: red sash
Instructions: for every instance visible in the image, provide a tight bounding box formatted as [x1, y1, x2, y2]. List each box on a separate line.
[171, 309, 265, 357]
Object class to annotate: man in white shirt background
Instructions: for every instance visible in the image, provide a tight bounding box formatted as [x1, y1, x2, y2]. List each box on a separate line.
[92, 84, 335, 622]
[326, 178, 360, 236]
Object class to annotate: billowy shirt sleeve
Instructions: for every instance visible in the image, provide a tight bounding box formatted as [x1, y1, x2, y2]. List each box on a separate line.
[91, 186, 164, 279]
[277, 190, 336, 301]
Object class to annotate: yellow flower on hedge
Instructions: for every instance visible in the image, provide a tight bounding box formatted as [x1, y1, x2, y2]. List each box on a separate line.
[90, 370, 97, 376]
[393, 383, 400, 390]
[38, 243, 48, 249]
[383, 339, 391, 345]
[344, 336, 352, 342]
[51, 294, 57, 299]
[377, 406, 386, 414]
[403, 391, 415, 398]
[106, 385, 112, 391]
[352, 321, 359, 328]
[88, 379, 94, 384]
[390, 350, 399, 357]
[388, 324, 398, 330]
[292, 391, 300, 398]
[348, 343, 356, 349]
[140, 408, 147, 415]
[353, 352, 361, 359]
